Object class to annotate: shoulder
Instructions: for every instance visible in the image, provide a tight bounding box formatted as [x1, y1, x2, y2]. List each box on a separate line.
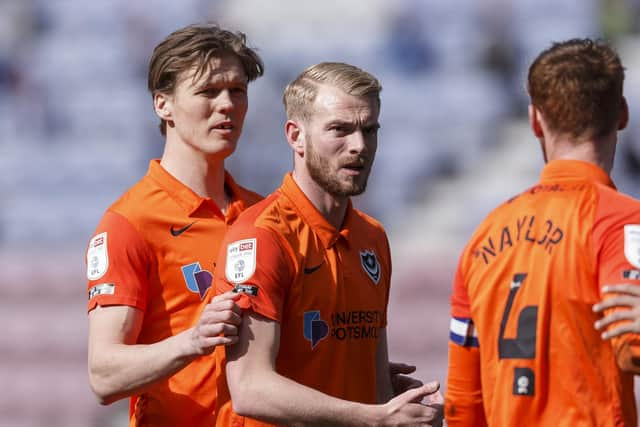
[107, 175, 159, 223]
[233, 182, 264, 207]
[351, 208, 387, 236]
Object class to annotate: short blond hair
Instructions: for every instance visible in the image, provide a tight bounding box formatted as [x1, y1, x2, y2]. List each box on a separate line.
[283, 62, 381, 122]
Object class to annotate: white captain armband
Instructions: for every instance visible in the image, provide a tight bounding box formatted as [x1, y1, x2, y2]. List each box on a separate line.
[450, 317, 479, 347]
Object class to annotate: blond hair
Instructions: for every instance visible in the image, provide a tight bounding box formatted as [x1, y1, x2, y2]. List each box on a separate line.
[283, 62, 381, 122]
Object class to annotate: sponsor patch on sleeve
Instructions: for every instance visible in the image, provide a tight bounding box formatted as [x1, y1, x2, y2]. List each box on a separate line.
[449, 317, 479, 347]
[225, 238, 257, 284]
[623, 269, 640, 280]
[233, 283, 259, 296]
[87, 232, 109, 281]
[625, 225, 640, 269]
[88, 283, 115, 300]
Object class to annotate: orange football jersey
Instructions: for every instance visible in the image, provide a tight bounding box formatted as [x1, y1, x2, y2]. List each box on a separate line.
[447, 160, 640, 427]
[86, 160, 261, 427]
[212, 173, 391, 427]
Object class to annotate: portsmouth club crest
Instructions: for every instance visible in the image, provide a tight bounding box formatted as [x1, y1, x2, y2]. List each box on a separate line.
[360, 249, 380, 284]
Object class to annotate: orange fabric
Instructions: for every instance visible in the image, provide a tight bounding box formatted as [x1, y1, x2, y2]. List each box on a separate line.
[85, 160, 262, 427]
[213, 173, 391, 427]
[447, 160, 640, 427]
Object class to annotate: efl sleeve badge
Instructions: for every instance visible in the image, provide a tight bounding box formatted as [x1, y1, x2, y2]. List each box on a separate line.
[624, 225, 640, 269]
[87, 232, 109, 281]
[225, 238, 257, 284]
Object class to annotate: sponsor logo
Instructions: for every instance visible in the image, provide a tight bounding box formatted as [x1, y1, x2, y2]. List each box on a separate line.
[360, 249, 380, 284]
[513, 367, 535, 396]
[623, 269, 640, 280]
[181, 262, 212, 299]
[88, 283, 115, 300]
[303, 311, 329, 349]
[303, 309, 382, 349]
[303, 261, 324, 275]
[233, 284, 259, 296]
[87, 232, 108, 280]
[170, 221, 196, 237]
[225, 238, 257, 283]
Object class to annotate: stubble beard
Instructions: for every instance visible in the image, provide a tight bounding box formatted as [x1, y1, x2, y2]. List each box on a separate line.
[305, 136, 371, 197]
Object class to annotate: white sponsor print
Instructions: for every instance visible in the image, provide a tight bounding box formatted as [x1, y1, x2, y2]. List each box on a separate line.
[87, 232, 109, 280]
[88, 283, 115, 300]
[624, 225, 640, 269]
[225, 238, 257, 283]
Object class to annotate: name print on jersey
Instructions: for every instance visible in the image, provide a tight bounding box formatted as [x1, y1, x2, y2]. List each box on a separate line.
[474, 215, 565, 265]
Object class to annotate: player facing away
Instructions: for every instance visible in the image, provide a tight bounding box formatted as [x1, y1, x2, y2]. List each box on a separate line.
[85, 24, 264, 426]
[446, 38, 640, 426]
[208, 62, 444, 426]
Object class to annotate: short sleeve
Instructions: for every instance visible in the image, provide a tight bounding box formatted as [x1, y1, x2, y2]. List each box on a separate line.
[86, 211, 153, 312]
[593, 188, 640, 371]
[215, 225, 294, 322]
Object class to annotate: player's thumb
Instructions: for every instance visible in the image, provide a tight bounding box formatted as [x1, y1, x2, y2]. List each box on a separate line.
[402, 381, 440, 403]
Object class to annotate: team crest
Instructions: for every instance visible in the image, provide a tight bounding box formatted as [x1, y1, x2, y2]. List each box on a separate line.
[360, 249, 380, 284]
[624, 225, 640, 269]
[87, 232, 108, 280]
[225, 238, 257, 283]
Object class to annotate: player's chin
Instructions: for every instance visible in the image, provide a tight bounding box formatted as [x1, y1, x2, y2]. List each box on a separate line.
[205, 139, 238, 158]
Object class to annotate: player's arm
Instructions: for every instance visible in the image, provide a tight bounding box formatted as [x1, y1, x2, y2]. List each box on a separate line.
[594, 284, 640, 338]
[593, 284, 640, 373]
[378, 329, 444, 423]
[88, 291, 241, 404]
[445, 259, 487, 426]
[226, 311, 442, 426]
[591, 197, 640, 375]
[445, 332, 487, 426]
[388, 361, 424, 396]
[376, 328, 394, 403]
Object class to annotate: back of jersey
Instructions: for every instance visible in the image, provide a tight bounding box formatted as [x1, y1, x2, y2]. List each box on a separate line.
[457, 167, 636, 426]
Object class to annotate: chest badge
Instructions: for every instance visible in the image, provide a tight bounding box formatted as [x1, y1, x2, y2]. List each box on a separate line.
[360, 249, 380, 285]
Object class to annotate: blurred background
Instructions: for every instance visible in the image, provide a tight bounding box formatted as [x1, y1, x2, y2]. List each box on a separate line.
[3, 0, 640, 425]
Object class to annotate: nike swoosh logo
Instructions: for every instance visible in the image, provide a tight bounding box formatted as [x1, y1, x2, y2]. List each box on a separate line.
[170, 221, 196, 237]
[304, 262, 324, 275]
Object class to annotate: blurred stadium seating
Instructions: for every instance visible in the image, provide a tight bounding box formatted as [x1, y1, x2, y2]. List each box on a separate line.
[3, 0, 640, 425]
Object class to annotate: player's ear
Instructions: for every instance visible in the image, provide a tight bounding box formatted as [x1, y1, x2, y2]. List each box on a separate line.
[154, 92, 173, 122]
[528, 104, 544, 138]
[285, 120, 305, 155]
[618, 96, 629, 131]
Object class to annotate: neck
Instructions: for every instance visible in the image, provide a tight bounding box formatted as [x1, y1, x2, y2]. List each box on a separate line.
[544, 133, 617, 174]
[160, 138, 229, 211]
[291, 170, 349, 229]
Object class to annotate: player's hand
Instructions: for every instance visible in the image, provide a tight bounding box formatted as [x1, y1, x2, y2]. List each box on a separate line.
[389, 361, 423, 396]
[593, 284, 640, 339]
[379, 381, 444, 426]
[190, 291, 242, 354]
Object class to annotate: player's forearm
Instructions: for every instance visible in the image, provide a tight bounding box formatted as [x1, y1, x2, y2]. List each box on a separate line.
[445, 342, 487, 426]
[228, 368, 380, 426]
[375, 329, 394, 403]
[88, 328, 197, 404]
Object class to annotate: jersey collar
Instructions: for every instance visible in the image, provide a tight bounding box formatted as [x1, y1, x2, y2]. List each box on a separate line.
[280, 173, 353, 249]
[147, 159, 248, 220]
[540, 160, 616, 189]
